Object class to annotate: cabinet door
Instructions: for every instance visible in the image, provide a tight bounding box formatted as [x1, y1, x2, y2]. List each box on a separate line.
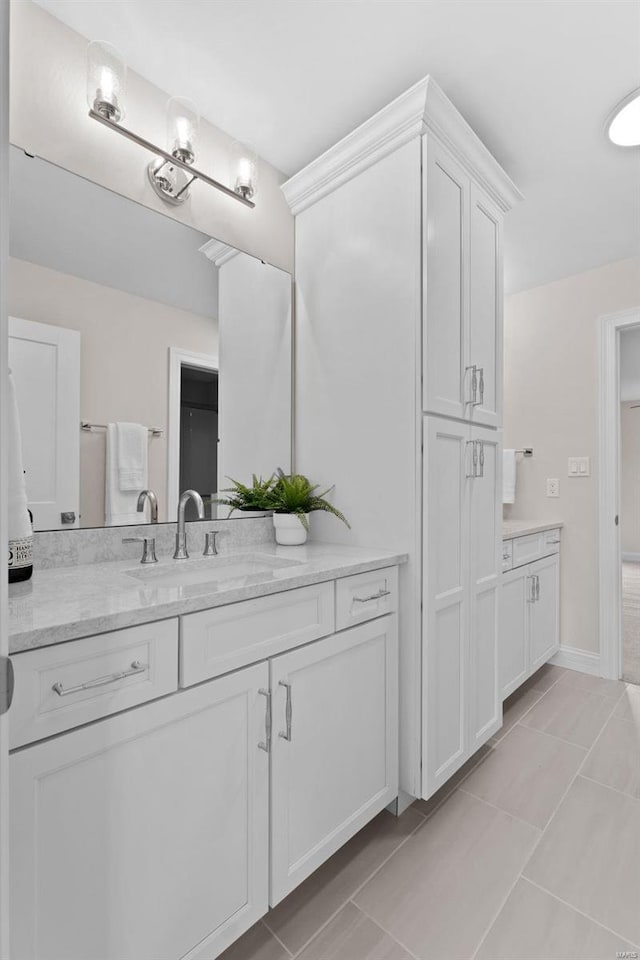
[468, 427, 502, 748]
[529, 553, 560, 670]
[468, 184, 503, 427]
[270, 618, 398, 905]
[500, 567, 530, 699]
[11, 664, 269, 960]
[423, 138, 469, 420]
[422, 416, 470, 796]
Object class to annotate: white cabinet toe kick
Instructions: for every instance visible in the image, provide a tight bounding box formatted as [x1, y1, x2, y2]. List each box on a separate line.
[500, 527, 561, 699]
[9, 564, 400, 960]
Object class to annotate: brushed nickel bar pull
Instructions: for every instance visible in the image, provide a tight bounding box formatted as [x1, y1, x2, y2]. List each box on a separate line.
[535, 575, 541, 601]
[258, 688, 272, 752]
[478, 367, 485, 405]
[465, 365, 478, 406]
[353, 589, 391, 603]
[52, 660, 146, 697]
[479, 440, 485, 478]
[278, 681, 293, 741]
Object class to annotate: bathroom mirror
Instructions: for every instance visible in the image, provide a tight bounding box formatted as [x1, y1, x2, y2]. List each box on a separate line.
[8, 147, 292, 530]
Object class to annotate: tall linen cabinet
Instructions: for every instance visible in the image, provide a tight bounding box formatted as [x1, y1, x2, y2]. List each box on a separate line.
[283, 77, 521, 802]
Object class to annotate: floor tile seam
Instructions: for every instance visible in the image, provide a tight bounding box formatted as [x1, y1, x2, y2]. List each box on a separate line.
[512, 719, 590, 751]
[576, 772, 640, 805]
[279, 813, 428, 959]
[346, 898, 421, 960]
[258, 919, 294, 958]
[521, 876, 640, 951]
[457, 786, 545, 833]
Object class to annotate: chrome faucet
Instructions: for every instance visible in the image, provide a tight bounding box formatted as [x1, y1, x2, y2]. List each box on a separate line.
[137, 489, 159, 523]
[174, 489, 204, 559]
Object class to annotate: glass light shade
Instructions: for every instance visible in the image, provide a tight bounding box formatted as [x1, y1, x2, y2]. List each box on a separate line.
[607, 89, 640, 146]
[167, 97, 200, 165]
[87, 41, 127, 122]
[231, 142, 258, 201]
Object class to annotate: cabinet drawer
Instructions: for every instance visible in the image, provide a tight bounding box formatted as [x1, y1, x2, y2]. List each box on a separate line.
[544, 528, 561, 554]
[502, 540, 513, 572]
[180, 582, 335, 687]
[335, 567, 398, 631]
[511, 533, 545, 569]
[10, 619, 178, 748]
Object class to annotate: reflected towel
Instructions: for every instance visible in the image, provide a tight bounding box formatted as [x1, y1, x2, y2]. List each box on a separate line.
[105, 424, 143, 525]
[8, 369, 32, 541]
[503, 449, 517, 504]
[116, 422, 148, 491]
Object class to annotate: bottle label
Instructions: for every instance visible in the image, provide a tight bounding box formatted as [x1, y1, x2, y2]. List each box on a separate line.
[8, 536, 33, 570]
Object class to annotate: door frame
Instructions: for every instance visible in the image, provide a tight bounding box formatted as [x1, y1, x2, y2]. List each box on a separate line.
[167, 347, 218, 512]
[598, 306, 640, 681]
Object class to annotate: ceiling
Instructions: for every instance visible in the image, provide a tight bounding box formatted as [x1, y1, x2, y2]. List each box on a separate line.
[33, 0, 640, 294]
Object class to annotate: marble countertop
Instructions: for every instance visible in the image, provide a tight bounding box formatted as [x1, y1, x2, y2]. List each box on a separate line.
[503, 520, 564, 540]
[9, 542, 407, 654]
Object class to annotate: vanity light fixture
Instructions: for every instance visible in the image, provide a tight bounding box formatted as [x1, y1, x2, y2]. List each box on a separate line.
[231, 141, 258, 201]
[606, 88, 640, 146]
[86, 42, 256, 208]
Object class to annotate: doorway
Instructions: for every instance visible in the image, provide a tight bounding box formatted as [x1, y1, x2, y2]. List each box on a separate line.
[599, 308, 640, 683]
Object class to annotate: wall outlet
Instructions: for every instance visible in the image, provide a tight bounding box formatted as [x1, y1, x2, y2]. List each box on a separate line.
[568, 456, 591, 477]
[546, 478, 560, 498]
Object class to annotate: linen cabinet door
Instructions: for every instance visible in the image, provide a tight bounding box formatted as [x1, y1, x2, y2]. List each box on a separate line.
[469, 427, 502, 749]
[422, 416, 470, 797]
[529, 553, 560, 670]
[500, 566, 530, 699]
[269, 618, 398, 905]
[468, 183, 503, 427]
[11, 663, 270, 960]
[423, 137, 469, 420]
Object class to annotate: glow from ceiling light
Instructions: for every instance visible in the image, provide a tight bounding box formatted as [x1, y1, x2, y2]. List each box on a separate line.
[607, 89, 640, 146]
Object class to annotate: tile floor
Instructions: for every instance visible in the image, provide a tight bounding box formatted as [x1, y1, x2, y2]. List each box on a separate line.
[220, 664, 640, 960]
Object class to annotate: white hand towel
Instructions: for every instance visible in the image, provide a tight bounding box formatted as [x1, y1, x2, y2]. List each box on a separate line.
[503, 449, 517, 505]
[105, 424, 143, 525]
[8, 368, 32, 542]
[116, 422, 148, 491]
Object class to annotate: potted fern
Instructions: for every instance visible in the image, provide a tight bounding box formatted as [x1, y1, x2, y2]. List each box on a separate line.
[212, 474, 276, 518]
[269, 471, 350, 545]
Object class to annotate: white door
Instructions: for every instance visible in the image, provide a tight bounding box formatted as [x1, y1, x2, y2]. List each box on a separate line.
[270, 619, 398, 905]
[529, 553, 560, 670]
[8, 316, 80, 530]
[500, 566, 530, 699]
[10, 663, 270, 960]
[423, 137, 469, 420]
[468, 426, 502, 748]
[468, 184, 503, 428]
[422, 416, 470, 796]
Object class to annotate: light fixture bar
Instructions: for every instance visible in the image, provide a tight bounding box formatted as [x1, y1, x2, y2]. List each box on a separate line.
[88, 108, 256, 209]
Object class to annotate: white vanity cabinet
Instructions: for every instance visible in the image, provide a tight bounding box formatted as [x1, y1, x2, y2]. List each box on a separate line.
[10, 565, 399, 960]
[500, 530, 560, 698]
[11, 661, 270, 960]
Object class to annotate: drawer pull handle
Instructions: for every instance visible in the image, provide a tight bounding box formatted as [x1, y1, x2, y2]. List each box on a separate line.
[547, 539, 561, 544]
[52, 660, 146, 697]
[353, 589, 391, 604]
[278, 681, 293, 741]
[258, 688, 272, 753]
[502, 553, 510, 561]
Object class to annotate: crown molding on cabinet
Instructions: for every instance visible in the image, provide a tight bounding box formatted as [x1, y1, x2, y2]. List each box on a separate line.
[198, 237, 241, 266]
[282, 75, 523, 216]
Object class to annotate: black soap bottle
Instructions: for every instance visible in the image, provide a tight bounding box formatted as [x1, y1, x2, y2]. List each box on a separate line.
[8, 507, 33, 584]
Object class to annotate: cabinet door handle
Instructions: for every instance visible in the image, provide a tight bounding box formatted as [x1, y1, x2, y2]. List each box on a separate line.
[478, 440, 485, 478]
[465, 365, 478, 406]
[535, 575, 540, 601]
[466, 440, 477, 478]
[278, 680, 292, 741]
[547, 538, 561, 544]
[52, 660, 146, 697]
[258, 688, 272, 752]
[478, 367, 485, 405]
[352, 589, 391, 603]
[526, 576, 536, 602]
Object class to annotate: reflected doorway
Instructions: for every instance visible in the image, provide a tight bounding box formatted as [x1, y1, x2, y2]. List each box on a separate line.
[180, 365, 218, 521]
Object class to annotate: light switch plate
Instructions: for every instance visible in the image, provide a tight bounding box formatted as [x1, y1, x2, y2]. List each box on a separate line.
[546, 478, 560, 497]
[568, 456, 591, 477]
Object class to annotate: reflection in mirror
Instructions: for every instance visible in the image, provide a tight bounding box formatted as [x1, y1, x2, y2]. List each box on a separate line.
[8, 147, 292, 531]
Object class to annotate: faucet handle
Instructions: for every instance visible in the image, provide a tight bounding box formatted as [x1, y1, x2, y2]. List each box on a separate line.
[123, 536, 158, 564]
[203, 530, 219, 557]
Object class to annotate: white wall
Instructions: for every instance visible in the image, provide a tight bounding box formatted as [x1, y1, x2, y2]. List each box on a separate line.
[8, 257, 217, 527]
[504, 256, 640, 657]
[620, 400, 640, 557]
[10, 0, 294, 274]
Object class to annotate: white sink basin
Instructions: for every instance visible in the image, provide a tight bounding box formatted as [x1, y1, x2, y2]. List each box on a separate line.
[125, 553, 303, 591]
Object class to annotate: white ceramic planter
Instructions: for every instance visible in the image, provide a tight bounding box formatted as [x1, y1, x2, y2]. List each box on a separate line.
[273, 512, 309, 545]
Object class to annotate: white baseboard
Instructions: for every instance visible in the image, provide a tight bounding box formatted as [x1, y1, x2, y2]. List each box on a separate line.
[622, 552, 640, 562]
[551, 645, 601, 676]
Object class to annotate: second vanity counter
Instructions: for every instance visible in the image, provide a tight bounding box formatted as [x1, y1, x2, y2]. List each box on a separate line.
[8, 542, 407, 653]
